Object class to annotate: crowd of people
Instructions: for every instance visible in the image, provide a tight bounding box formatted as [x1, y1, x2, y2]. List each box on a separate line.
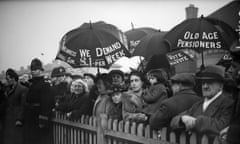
[0, 53, 240, 144]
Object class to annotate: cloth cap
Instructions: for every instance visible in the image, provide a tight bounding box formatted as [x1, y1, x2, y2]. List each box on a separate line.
[30, 58, 44, 71]
[196, 65, 225, 82]
[51, 66, 66, 77]
[171, 73, 195, 86]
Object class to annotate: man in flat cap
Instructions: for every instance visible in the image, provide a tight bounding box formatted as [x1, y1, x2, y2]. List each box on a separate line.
[149, 73, 201, 129]
[170, 65, 234, 136]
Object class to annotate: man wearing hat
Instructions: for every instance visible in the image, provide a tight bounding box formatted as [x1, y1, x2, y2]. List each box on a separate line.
[170, 65, 234, 136]
[24, 58, 54, 144]
[149, 73, 201, 129]
[51, 66, 71, 103]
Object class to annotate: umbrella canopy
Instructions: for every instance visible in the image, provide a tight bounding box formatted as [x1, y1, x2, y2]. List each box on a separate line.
[81, 21, 128, 48]
[56, 21, 131, 68]
[164, 16, 238, 52]
[208, 1, 240, 31]
[125, 27, 158, 54]
[132, 31, 168, 60]
[163, 16, 238, 69]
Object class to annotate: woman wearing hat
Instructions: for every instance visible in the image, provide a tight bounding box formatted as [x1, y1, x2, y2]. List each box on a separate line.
[54, 78, 92, 118]
[107, 85, 124, 120]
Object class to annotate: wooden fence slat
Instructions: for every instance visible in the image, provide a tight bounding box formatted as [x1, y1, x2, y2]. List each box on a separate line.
[201, 135, 209, 144]
[113, 119, 118, 144]
[118, 120, 124, 144]
[152, 130, 158, 139]
[42, 112, 220, 144]
[169, 132, 177, 143]
[124, 121, 130, 133]
[137, 123, 144, 137]
[131, 122, 137, 135]
[161, 127, 167, 141]
[190, 133, 197, 144]
[144, 125, 150, 139]
[179, 132, 186, 144]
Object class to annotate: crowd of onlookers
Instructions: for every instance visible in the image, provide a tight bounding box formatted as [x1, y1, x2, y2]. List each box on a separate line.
[0, 54, 240, 144]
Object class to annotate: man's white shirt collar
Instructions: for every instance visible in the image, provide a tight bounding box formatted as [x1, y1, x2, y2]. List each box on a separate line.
[203, 90, 222, 112]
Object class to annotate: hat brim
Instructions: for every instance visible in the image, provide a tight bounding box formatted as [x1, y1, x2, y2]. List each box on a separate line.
[195, 76, 224, 82]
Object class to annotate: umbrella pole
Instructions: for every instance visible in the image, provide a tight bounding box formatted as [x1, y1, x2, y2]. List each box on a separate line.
[97, 64, 100, 75]
[200, 47, 205, 71]
[139, 56, 144, 72]
[200, 15, 205, 71]
[131, 22, 134, 30]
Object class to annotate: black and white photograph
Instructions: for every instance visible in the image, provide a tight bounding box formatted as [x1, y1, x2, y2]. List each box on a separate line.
[0, 0, 239, 144]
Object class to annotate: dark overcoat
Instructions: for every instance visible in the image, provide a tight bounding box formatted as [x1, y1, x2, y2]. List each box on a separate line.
[142, 83, 168, 115]
[55, 93, 92, 118]
[24, 77, 54, 144]
[170, 92, 234, 135]
[149, 89, 201, 129]
[3, 82, 28, 144]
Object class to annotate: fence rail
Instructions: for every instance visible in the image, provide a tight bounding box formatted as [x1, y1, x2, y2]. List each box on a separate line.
[39, 113, 221, 144]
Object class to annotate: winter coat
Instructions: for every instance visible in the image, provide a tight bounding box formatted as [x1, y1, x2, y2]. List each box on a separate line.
[92, 94, 114, 118]
[55, 92, 92, 118]
[3, 83, 28, 144]
[122, 91, 147, 123]
[149, 89, 201, 129]
[108, 103, 123, 120]
[142, 83, 168, 115]
[170, 92, 234, 135]
[24, 76, 54, 144]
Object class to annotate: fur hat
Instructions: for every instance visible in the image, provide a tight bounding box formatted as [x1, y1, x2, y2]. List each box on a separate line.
[196, 65, 225, 82]
[30, 58, 44, 71]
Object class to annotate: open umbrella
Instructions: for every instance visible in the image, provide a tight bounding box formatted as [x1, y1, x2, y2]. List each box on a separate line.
[164, 16, 238, 69]
[125, 27, 158, 54]
[208, 0, 240, 31]
[132, 31, 168, 60]
[56, 21, 131, 69]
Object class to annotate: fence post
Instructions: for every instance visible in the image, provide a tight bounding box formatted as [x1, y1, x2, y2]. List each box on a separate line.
[97, 114, 108, 144]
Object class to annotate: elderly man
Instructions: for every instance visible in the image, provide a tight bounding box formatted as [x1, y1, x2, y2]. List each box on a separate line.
[170, 65, 234, 136]
[149, 73, 201, 129]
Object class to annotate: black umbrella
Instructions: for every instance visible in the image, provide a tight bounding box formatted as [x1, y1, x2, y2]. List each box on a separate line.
[164, 16, 238, 69]
[208, 1, 240, 31]
[132, 31, 168, 60]
[56, 21, 130, 69]
[125, 27, 158, 54]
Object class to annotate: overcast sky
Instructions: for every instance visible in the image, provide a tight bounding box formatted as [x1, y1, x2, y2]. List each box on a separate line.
[0, 0, 232, 72]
